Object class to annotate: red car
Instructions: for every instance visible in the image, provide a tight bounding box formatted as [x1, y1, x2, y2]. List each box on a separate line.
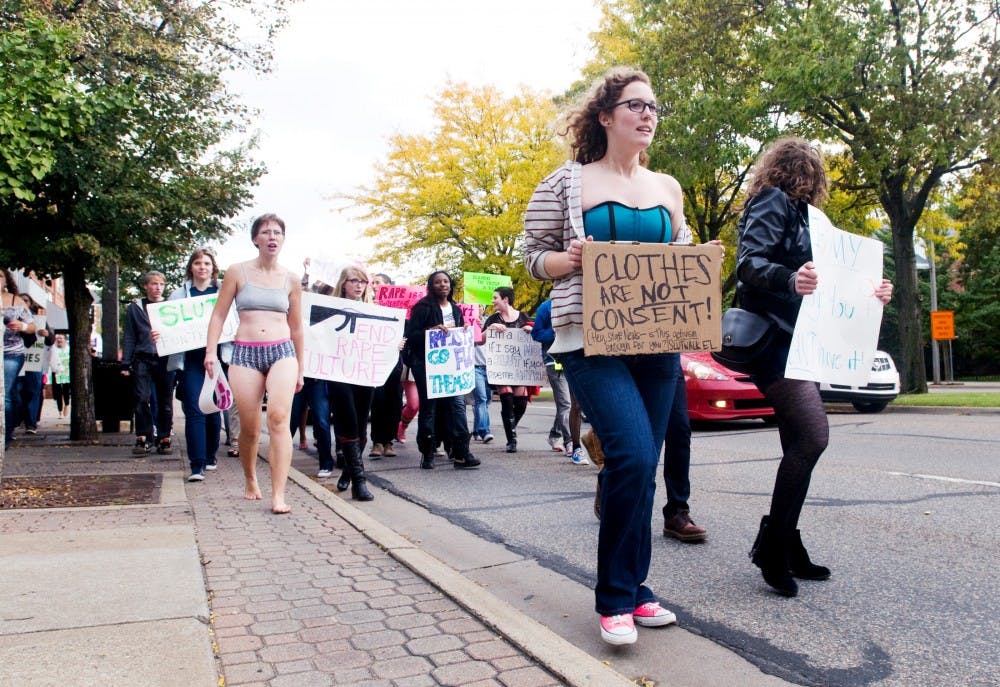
[681, 352, 775, 422]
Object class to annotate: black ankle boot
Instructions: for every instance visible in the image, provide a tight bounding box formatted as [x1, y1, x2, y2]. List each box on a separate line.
[420, 453, 435, 469]
[749, 515, 798, 597]
[787, 529, 831, 580]
[344, 441, 373, 501]
[336, 467, 351, 492]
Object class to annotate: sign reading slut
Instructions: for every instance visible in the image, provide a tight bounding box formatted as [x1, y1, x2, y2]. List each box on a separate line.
[424, 327, 476, 399]
[581, 242, 724, 356]
[301, 292, 406, 387]
[147, 294, 239, 357]
[785, 207, 885, 386]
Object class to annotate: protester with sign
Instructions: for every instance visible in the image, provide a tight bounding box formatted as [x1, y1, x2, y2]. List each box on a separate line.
[735, 138, 893, 596]
[3, 268, 35, 449]
[205, 213, 304, 515]
[483, 286, 533, 453]
[328, 264, 378, 501]
[17, 295, 48, 433]
[368, 273, 403, 459]
[403, 271, 481, 470]
[122, 271, 175, 456]
[49, 333, 71, 419]
[162, 248, 229, 481]
[523, 68, 685, 645]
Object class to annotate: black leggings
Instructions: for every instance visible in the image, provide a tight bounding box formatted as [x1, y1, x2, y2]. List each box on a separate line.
[53, 383, 71, 412]
[760, 377, 829, 533]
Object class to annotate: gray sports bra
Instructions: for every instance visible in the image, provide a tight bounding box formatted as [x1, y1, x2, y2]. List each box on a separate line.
[235, 266, 290, 314]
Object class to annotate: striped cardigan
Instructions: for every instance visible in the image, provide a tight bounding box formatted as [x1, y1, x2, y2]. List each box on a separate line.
[523, 161, 692, 354]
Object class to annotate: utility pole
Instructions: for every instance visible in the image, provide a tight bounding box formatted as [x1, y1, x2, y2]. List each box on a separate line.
[928, 243, 941, 385]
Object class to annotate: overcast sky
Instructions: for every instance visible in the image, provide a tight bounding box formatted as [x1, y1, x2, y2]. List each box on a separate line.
[215, 0, 601, 283]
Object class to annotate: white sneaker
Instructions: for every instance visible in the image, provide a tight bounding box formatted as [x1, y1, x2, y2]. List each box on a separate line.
[316, 469, 333, 478]
[569, 448, 591, 465]
[187, 472, 205, 482]
[205, 463, 217, 471]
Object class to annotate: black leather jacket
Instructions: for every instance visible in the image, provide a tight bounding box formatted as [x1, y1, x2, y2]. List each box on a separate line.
[735, 186, 813, 334]
[403, 298, 465, 363]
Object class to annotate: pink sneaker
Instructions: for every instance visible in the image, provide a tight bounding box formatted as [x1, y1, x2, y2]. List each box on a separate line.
[599, 614, 637, 645]
[396, 421, 408, 444]
[633, 601, 677, 627]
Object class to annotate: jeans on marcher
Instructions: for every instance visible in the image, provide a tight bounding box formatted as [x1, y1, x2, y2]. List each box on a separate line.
[4, 353, 25, 445]
[472, 365, 491, 438]
[132, 355, 174, 441]
[179, 362, 221, 474]
[411, 361, 471, 460]
[663, 356, 692, 516]
[19, 370, 43, 428]
[558, 349, 680, 616]
[545, 364, 571, 447]
[310, 380, 333, 471]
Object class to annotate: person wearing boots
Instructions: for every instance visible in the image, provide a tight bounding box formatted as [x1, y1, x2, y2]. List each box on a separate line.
[483, 286, 532, 453]
[736, 137, 893, 596]
[403, 270, 481, 471]
[328, 264, 377, 501]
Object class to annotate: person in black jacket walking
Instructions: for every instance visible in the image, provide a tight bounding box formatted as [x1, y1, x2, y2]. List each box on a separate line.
[736, 138, 893, 596]
[403, 271, 480, 470]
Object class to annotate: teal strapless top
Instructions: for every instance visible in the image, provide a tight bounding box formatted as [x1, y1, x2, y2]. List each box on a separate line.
[582, 201, 674, 243]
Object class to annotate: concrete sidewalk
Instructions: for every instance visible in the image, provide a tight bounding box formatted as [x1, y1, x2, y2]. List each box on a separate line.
[0, 406, 628, 687]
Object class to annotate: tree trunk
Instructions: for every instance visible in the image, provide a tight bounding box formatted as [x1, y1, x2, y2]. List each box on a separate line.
[890, 223, 929, 394]
[64, 264, 99, 442]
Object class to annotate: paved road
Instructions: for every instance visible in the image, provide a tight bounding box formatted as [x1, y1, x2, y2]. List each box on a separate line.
[357, 402, 999, 687]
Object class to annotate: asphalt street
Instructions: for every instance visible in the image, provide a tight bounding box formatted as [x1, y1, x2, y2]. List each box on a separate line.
[359, 401, 999, 687]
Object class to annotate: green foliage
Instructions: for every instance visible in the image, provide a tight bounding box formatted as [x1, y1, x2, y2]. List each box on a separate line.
[345, 82, 565, 312]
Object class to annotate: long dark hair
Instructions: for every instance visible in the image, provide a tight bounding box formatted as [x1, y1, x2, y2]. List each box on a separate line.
[423, 270, 455, 304]
[563, 67, 651, 166]
[745, 137, 829, 206]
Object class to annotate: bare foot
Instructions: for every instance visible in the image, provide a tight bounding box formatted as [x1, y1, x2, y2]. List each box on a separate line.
[244, 479, 262, 500]
[271, 501, 291, 515]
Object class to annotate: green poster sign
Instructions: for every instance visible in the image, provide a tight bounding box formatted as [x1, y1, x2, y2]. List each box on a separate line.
[462, 272, 512, 305]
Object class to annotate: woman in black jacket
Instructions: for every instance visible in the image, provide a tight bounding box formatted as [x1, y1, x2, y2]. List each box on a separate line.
[736, 138, 893, 596]
[404, 271, 480, 470]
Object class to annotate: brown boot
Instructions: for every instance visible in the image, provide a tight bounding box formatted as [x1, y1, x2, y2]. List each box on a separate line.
[663, 510, 707, 543]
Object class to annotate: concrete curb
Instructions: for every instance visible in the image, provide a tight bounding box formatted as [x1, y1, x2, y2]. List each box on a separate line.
[267, 435, 635, 687]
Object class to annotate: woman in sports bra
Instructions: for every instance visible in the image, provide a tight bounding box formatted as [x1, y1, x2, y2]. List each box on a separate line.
[205, 213, 304, 514]
[523, 68, 686, 645]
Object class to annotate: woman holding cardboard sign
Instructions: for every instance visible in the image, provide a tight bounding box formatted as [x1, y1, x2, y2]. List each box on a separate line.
[735, 138, 892, 596]
[205, 213, 304, 515]
[523, 68, 688, 645]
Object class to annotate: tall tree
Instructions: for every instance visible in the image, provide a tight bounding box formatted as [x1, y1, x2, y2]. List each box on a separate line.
[749, 0, 1000, 392]
[0, 0, 290, 440]
[345, 82, 565, 312]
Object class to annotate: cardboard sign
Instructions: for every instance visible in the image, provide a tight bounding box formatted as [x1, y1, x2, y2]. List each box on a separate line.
[375, 285, 427, 318]
[462, 272, 513, 306]
[484, 328, 547, 386]
[457, 303, 484, 343]
[581, 242, 723, 356]
[785, 207, 885, 385]
[424, 326, 476, 399]
[301, 292, 406, 387]
[147, 295, 239, 357]
[22, 342, 46, 372]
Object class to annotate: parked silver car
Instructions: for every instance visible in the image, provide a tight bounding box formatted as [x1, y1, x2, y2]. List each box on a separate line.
[819, 350, 900, 413]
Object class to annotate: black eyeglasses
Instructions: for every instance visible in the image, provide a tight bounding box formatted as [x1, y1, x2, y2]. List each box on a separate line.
[345, 278, 369, 286]
[611, 99, 666, 116]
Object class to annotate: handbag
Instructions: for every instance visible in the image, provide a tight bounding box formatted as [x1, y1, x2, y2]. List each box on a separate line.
[711, 306, 775, 374]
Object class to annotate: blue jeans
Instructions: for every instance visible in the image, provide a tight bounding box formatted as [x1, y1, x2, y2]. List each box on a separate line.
[179, 364, 221, 473]
[559, 349, 680, 616]
[4, 353, 25, 445]
[19, 370, 43, 428]
[472, 366, 491, 438]
[663, 356, 692, 516]
[291, 379, 334, 470]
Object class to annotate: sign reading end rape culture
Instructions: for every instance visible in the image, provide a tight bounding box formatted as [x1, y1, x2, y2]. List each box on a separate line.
[147, 294, 239, 357]
[581, 242, 724, 356]
[484, 328, 546, 386]
[424, 327, 476, 399]
[302, 292, 405, 387]
[785, 208, 885, 386]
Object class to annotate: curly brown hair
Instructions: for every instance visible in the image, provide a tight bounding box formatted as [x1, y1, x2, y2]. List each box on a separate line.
[563, 68, 651, 166]
[745, 137, 828, 205]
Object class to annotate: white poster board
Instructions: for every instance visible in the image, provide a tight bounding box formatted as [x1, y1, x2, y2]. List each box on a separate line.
[147, 295, 239, 357]
[424, 327, 476, 399]
[22, 342, 46, 372]
[301, 292, 406, 387]
[785, 207, 885, 385]
[484, 328, 547, 386]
